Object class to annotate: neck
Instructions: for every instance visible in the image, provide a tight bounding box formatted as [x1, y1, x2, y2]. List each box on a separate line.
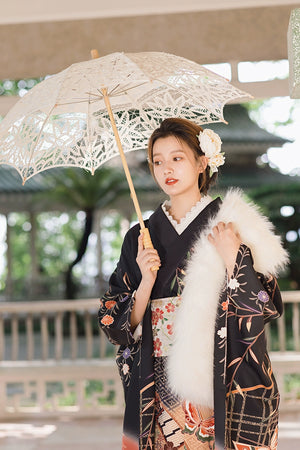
[169, 192, 202, 223]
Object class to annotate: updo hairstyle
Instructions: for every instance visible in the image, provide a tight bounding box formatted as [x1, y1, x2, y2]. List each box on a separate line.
[147, 118, 217, 195]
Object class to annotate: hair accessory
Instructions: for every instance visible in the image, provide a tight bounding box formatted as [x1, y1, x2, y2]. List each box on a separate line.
[198, 129, 225, 176]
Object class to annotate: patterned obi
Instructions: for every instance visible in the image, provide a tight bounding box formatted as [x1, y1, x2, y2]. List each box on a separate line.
[151, 296, 215, 449]
[151, 296, 181, 357]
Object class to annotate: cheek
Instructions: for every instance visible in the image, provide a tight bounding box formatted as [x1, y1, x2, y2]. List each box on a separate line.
[153, 168, 163, 186]
[153, 168, 159, 180]
[153, 165, 164, 177]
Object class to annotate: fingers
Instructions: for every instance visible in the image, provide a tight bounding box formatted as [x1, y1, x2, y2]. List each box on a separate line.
[137, 249, 160, 264]
[217, 221, 226, 231]
[136, 233, 161, 272]
[137, 233, 144, 254]
[209, 223, 222, 241]
[208, 222, 240, 244]
[137, 236, 159, 258]
[207, 221, 242, 274]
[207, 233, 214, 243]
[211, 222, 236, 235]
[136, 251, 161, 276]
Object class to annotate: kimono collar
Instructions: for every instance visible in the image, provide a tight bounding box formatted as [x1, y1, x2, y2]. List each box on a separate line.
[161, 195, 213, 235]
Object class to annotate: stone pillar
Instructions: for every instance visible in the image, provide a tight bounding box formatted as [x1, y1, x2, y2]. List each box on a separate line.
[288, 8, 300, 98]
[5, 214, 13, 300]
[95, 210, 103, 293]
[230, 61, 239, 83]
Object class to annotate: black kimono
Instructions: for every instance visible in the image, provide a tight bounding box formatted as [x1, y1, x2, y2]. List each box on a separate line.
[98, 190, 287, 450]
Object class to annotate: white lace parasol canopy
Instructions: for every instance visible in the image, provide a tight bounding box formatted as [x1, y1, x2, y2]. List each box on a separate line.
[0, 52, 251, 183]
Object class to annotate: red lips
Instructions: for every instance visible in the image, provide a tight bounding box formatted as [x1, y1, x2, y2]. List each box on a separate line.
[165, 178, 178, 185]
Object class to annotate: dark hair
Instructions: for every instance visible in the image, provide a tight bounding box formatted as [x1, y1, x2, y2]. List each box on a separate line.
[147, 118, 217, 195]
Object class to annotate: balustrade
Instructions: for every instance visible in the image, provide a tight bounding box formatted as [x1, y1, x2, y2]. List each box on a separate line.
[0, 298, 121, 418]
[0, 292, 299, 419]
[0, 298, 111, 361]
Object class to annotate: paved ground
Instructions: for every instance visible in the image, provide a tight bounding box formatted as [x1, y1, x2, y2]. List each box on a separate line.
[0, 417, 299, 449]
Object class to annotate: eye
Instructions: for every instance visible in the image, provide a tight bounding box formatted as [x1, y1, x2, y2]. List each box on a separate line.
[153, 160, 162, 166]
[173, 156, 182, 161]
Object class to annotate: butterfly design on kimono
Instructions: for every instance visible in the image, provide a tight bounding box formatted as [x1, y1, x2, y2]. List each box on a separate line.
[183, 400, 215, 443]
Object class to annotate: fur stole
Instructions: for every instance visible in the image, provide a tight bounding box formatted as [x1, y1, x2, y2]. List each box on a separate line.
[167, 189, 288, 408]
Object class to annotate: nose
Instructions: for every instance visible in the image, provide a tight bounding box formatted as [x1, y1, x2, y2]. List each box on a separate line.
[163, 162, 173, 175]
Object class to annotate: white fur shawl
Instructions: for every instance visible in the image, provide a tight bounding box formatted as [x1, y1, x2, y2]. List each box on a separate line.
[167, 189, 289, 408]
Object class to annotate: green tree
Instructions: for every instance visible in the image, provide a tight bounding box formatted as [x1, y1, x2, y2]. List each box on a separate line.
[36, 211, 84, 297]
[248, 183, 300, 290]
[41, 167, 132, 299]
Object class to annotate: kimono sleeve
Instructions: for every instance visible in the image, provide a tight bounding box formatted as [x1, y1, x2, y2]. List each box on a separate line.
[98, 225, 141, 346]
[224, 243, 283, 388]
[227, 243, 283, 330]
[222, 245, 282, 450]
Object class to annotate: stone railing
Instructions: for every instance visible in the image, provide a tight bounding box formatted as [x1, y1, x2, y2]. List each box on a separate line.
[0, 298, 108, 361]
[267, 291, 300, 412]
[0, 298, 124, 419]
[0, 292, 299, 419]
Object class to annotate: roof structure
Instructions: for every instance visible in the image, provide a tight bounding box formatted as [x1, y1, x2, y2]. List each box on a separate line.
[0, 166, 53, 214]
[209, 104, 293, 189]
[0, 165, 49, 193]
[209, 103, 290, 164]
[210, 104, 288, 148]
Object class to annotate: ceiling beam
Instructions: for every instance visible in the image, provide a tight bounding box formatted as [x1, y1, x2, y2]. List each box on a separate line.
[1, 0, 299, 24]
[0, 5, 295, 80]
[0, 97, 18, 117]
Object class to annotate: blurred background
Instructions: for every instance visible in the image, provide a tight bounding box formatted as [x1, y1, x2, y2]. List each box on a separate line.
[0, 1, 299, 448]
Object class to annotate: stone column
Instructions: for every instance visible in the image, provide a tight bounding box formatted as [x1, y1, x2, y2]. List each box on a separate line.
[95, 210, 103, 293]
[5, 214, 13, 300]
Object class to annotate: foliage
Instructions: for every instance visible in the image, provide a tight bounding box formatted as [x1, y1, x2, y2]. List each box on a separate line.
[0, 78, 43, 97]
[243, 97, 300, 289]
[243, 99, 299, 129]
[2, 211, 84, 299]
[248, 183, 300, 290]
[39, 167, 131, 299]
[0, 164, 154, 300]
[100, 211, 127, 279]
[37, 212, 83, 276]
[284, 374, 300, 399]
[41, 167, 128, 210]
[6, 213, 31, 297]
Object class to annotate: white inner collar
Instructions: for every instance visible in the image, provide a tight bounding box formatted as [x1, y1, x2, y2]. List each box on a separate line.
[161, 195, 213, 235]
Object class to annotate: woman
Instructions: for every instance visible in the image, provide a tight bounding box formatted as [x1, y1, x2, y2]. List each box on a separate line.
[98, 118, 288, 449]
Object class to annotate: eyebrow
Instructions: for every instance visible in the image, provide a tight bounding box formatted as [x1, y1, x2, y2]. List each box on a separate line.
[152, 149, 185, 158]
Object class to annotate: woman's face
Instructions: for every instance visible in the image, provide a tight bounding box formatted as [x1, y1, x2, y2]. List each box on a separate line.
[152, 136, 207, 200]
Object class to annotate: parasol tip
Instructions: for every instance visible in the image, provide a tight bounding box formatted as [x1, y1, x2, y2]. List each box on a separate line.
[91, 49, 100, 59]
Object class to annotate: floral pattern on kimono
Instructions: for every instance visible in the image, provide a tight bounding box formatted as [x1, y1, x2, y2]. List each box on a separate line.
[213, 244, 283, 449]
[98, 198, 222, 449]
[98, 195, 285, 450]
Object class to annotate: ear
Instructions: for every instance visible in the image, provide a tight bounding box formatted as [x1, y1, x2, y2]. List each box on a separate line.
[198, 155, 208, 173]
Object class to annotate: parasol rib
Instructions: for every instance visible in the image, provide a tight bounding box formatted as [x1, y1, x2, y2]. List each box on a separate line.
[23, 104, 56, 184]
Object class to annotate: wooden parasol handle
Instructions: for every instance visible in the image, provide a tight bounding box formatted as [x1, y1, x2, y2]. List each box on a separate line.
[90, 49, 158, 270]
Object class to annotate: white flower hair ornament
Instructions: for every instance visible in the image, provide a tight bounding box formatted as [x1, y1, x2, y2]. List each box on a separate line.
[198, 129, 225, 176]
